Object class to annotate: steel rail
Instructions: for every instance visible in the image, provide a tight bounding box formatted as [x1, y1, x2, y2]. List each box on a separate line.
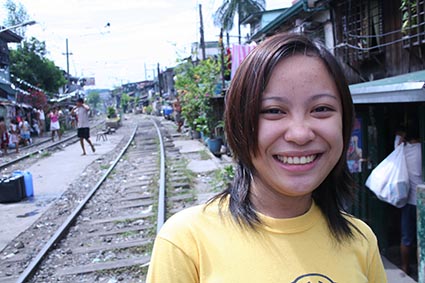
[150, 118, 166, 234]
[16, 125, 138, 283]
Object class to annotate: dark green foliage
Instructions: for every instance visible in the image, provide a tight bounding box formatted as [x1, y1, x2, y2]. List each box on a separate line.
[9, 37, 67, 96]
[86, 91, 101, 110]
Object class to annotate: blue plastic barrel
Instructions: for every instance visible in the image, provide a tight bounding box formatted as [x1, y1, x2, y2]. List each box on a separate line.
[12, 171, 34, 197]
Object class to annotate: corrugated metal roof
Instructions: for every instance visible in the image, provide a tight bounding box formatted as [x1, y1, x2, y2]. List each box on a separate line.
[349, 70, 425, 104]
[0, 82, 16, 95]
[0, 29, 23, 43]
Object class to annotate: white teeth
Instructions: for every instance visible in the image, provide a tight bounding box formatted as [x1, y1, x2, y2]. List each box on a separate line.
[277, 155, 316, 165]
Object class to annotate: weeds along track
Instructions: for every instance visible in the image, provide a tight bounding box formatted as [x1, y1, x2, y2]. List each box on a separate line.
[1, 118, 197, 283]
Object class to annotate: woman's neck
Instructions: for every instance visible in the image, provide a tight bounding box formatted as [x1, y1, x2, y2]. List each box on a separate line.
[249, 178, 312, 219]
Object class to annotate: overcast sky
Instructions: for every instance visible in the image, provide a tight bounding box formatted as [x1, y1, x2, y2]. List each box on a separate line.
[0, 0, 292, 90]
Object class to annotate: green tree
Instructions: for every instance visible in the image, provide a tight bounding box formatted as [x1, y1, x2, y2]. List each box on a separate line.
[120, 92, 132, 113]
[86, 91, 101, 111]
[213, 0, 265, 44]
[9, 37, 67, 96]
[3, 0, 30, 37]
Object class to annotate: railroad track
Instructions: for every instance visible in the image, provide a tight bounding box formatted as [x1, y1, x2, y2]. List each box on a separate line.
[0, 117, 197, 282]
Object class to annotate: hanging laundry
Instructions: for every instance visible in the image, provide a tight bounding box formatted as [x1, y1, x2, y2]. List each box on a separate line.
[231, 43, 256, 79]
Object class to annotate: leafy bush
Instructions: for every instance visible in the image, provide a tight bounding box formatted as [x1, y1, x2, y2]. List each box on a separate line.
[107, 106, 117, 118]
[174, 57, 221, 133]
[145, 105, 153, 114]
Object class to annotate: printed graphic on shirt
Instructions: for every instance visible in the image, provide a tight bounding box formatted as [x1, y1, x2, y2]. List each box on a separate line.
[292, 273, 335, 283]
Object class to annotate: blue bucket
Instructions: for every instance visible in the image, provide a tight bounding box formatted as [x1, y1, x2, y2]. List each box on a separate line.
[207, 138, 223, 154]
[12, 171, 34, 197]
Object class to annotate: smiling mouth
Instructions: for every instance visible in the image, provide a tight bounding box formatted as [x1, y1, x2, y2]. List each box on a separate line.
[274, 154, 318, 165]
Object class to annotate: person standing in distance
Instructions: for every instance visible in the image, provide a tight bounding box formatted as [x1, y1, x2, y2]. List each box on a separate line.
[173, 96, 183, 133]
[48, 107, 61, 142]
[0, 116, 8, 155]
[73, 98, 95, 155]
[9, 118, 20, 153]
[396, 124, 421, 275]
[37, 107, 46, 137]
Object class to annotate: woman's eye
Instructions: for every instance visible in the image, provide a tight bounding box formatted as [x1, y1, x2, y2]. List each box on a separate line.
[261, 108, 284, 114]
[313, 106, 333, 113]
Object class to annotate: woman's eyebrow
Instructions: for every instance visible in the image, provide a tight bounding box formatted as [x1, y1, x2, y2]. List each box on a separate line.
[307, 93, 339, 102]
[261, 96, 290, 103]
[261, 93, 338, 103]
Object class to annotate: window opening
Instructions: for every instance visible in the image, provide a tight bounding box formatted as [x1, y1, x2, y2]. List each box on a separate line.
[401, 0, 425, 48]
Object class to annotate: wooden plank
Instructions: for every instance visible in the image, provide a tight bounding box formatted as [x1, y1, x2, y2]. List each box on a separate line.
[120, 186, 150, 194]
[169, 167, 186, 173]
[88, 224, 153, 237]
[88, 212, 153, 225]
[132, 147, 157, 152]
[168, 173, 188, 180]
[56, 256, 150, 276]
[0, 253, 27, 264]
[167, 193, 194, 201]
[122, 180, 151, 188]
[169, 175, 189, 182]
[131, 169, 158, 175]
[113, 194, 153, 203]
[124, 189, 154, 196]
[171, 182, 190, 189]
[116, 199, 154, 209]
[0, 276, 19, 283]
[73, 239, 151, 254]
[132, 148, 157, 153]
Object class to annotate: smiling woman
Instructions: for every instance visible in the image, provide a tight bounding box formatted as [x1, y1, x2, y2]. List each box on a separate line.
[147, 33, 387, 283]
[250, 55, 344, 219]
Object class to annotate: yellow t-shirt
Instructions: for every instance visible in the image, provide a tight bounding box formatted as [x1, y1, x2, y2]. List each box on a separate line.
[147, 200, 387, 283]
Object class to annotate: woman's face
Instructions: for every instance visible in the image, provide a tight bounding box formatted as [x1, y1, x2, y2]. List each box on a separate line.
[250, 55, 343, 212]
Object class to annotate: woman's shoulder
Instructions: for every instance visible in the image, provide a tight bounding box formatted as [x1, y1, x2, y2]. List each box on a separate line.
[156, 205, 203, 241]
[158, 201, 224, 240]
[167, 204, 205, 222]
[161, 204, 210, 228]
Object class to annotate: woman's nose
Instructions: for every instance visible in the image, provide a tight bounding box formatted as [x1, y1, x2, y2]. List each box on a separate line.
[283, 119, 315, 145]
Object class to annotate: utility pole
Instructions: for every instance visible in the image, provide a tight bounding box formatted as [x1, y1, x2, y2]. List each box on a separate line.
[157, 63, 162, 96]
[199, 4, 206, 61]
[227, 32, 230, 48]
[62, 38, 73, 91]
[219, 29, 225, 91]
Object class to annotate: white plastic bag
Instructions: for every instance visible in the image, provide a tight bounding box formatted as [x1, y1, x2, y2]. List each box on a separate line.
[365, 144, 409, 208]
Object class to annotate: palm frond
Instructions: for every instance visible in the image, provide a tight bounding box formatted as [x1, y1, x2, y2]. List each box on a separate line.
[238, 0, 266, 22]
[213, 0, 265, 31]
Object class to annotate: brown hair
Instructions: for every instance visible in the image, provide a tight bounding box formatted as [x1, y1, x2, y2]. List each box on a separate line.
[212, 33, 357, 242]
